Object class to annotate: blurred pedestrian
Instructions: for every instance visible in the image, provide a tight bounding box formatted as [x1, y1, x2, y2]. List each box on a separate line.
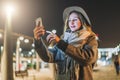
[33, 6, 98, 80]
[114, 55, 120, 75]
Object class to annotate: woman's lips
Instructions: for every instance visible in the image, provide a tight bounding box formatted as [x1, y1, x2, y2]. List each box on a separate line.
[71, 26, 75, 28]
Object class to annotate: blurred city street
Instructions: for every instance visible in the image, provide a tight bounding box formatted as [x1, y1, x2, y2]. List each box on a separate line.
[0, 63, 119, 80]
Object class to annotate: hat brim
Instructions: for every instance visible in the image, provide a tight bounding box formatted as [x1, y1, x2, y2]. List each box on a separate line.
[63, 6, 91, 26]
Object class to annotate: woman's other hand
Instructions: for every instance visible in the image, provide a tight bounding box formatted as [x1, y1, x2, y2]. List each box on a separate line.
[46, 33, 60, 44]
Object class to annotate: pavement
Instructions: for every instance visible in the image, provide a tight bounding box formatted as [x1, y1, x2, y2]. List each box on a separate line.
[14, 68, 55, 80]
[93, 63, 120, 80]
[0, 63, 120, 80]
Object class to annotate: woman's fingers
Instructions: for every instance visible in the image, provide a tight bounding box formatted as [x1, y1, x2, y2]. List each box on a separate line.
[46, 34, 54, 43]
[33, 26, 45, 40]
[46, 33, 60, 43]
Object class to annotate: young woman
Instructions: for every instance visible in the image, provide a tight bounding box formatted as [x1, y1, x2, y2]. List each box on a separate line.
[33, 6, 98, 80]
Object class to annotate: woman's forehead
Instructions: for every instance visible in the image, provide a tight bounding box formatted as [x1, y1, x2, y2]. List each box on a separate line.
[69, 13, 78, 17]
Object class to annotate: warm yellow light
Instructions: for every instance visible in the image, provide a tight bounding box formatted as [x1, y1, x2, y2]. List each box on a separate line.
[4, 3, 15, 16]
[24, 39, 29, 43]
[19, 36, 24, 41]
[0, 33, 3, 38]
[17, 39, 20, 45]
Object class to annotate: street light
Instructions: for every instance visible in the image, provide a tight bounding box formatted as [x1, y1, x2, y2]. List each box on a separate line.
[16, 39, 21, 71]
[4, 4, 14, 16]
[0, 33, 3, 38]
[24, 39, 29, 43]
[1, 3, 15, 80]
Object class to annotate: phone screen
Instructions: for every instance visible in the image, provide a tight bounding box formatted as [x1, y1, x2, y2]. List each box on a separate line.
[35, 17, 42, 27]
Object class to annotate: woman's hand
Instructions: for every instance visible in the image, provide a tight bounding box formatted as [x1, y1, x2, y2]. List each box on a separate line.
[33, 26, 45, 40]
[46, 33, 60, 44]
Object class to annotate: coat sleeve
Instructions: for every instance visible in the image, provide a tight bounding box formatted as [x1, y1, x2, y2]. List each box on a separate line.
[34, 38, 54, 62]
[56, 35, 98, 66]
[34, 38, 65, 63]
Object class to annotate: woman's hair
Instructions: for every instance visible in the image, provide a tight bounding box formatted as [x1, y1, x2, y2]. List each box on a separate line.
[63, 11, 92, 33]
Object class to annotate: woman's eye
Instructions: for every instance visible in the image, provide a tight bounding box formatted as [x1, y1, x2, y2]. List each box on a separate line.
[68, 18, 79, 22]
[73, 19, 78, 21]
[68, 19, 78, 22]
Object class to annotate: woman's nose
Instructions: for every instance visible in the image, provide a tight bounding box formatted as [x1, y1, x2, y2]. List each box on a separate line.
[71, 20, 74, 25]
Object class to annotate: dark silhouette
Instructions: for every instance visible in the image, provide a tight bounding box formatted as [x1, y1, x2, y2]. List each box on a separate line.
[114, 55, 120, 75]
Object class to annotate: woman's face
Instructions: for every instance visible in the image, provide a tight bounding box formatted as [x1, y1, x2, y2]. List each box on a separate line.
[68, 12, 82, 31]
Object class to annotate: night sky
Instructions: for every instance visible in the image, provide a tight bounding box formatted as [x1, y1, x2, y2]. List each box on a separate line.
[0, 0, 120, 48]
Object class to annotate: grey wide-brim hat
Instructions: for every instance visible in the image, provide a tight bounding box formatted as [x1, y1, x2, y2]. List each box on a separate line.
[63, 6, 91, 26]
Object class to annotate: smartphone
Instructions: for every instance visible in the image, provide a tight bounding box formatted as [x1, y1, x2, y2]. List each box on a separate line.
[35, 17, 43, 27]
